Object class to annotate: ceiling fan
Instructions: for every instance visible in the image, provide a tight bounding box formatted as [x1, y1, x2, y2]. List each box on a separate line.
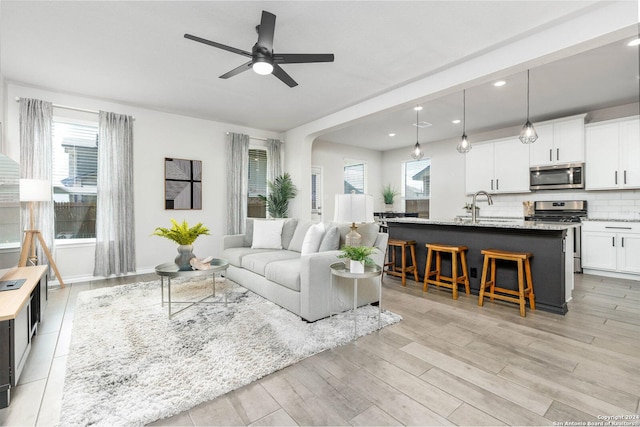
[184, 10, 334, 88]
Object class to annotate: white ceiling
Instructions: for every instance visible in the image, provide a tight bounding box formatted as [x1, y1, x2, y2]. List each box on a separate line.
[1, 1, 638, 150]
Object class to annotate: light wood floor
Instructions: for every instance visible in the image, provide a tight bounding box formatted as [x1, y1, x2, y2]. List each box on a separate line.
[1, 272, 639, 426]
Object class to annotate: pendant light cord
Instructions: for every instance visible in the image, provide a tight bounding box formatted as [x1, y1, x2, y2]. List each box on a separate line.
[463, 90, 466, 134]
[526, 69, 530, 120]
[416, 108, 419, 143]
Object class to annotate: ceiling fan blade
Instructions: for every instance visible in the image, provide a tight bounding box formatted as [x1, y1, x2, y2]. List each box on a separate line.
[184, 33, 251, 58]
[219, 61, 253, 79]
[274, 53, 335, 64]
[272, 64, 298, 87]
[257, 11, 276, 51]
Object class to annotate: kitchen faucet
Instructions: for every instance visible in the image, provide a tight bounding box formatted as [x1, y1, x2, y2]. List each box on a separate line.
[472, 190, 493, 223]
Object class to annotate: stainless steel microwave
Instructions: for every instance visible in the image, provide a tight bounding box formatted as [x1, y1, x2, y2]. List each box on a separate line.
[530, 163, 585, 190]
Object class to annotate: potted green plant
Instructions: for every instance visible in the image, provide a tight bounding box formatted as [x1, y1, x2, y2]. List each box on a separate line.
[264, 173, 298, 218]
[152, 219, 210, 270]
[381, 184, 399, 210]
[338, 245, 377, 273]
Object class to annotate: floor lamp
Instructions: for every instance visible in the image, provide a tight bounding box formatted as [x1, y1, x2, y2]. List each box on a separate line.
[18, 179, 65, 288]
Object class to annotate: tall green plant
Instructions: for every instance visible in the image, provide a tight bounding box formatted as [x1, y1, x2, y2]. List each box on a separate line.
[266, 173, 298, 218]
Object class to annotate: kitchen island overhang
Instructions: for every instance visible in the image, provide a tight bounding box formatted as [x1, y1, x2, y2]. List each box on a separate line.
[386, 218, 576, 315]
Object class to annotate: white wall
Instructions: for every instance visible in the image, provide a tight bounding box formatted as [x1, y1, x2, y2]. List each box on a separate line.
[4, 83, 280, 282]
[311, 139, 383, 221]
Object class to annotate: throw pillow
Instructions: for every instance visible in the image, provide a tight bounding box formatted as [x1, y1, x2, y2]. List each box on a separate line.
[243, 218, 254, 247]
[251, 219, 285, 249]
[281, 218, 299, 249]
[301, 222, 325, 256]
[287, 220, 314, 252]
[318, 225, 340, 252]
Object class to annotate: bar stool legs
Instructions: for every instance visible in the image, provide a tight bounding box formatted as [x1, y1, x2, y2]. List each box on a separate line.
[478, 249, 535, 317]
[385, 239, 419, 286]
[423, 244, 470, 300]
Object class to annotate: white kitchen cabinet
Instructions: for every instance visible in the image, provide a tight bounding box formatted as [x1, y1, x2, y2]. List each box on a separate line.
[465, 137, 530, 194]
[529, 115, 586, 166]
[582, 221, 640, 277]
[586, 117, 640, 190]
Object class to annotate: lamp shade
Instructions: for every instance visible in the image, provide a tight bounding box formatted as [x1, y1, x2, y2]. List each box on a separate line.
[334, 193, 374, 223]
[19, 179, 52, 202]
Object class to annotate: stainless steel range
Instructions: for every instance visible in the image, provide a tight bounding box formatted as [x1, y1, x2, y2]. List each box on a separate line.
[526, 200, 587, 272]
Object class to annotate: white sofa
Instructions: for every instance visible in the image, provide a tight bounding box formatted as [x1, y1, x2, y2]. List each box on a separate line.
[222, 218, 388, 322]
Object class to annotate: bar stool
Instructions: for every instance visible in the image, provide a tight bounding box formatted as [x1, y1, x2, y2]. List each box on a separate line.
[423, 244, 470, 300]
[385, 239, 419, 286]
[478, 248, 535, 317]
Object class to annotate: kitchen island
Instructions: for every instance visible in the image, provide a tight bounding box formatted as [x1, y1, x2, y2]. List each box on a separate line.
[386, 217, 576, 314]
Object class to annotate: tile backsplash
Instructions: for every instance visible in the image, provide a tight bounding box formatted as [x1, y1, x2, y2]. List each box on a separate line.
[471, 189, 640, 220]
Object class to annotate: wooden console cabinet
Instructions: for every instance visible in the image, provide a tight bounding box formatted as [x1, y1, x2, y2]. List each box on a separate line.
[0, 266, 47, 408]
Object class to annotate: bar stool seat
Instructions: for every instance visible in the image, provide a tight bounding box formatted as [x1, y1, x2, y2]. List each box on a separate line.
[478, 248, 535, 317]
[385, 239, 419, 286]
[423, 243, 470, 299]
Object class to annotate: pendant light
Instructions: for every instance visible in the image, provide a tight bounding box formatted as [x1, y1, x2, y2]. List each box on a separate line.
[456, 90, 471, 153]
[519, 69, 538, 144]
[411, 105, 424, 160]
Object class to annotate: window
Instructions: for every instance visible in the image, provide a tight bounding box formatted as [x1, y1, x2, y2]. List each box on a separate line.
[344, 161, 365, 194]
[247, 148, 267, 218]
[52, 119, 99, 239]
[405, 159, 431, 218]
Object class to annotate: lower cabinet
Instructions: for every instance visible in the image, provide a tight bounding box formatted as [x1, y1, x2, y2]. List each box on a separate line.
[582, 221, 640, 277]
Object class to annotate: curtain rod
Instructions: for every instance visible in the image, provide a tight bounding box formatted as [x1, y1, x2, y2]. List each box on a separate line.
[15, 97, 135, 120]
[225, 132, 277, 142]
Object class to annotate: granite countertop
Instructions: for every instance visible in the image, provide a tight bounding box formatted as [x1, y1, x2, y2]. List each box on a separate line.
[582, 218, 640, 223]
[385, 217, 577, 231]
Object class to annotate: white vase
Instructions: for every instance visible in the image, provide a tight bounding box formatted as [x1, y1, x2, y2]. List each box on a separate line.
[350, 260, 365, 274]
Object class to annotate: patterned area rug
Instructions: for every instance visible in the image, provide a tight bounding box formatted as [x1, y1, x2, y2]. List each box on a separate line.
[60, 278, 401, 426]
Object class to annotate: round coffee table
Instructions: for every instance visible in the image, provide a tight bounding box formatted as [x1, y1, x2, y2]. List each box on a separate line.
[329, 261, 383, 337]
[155, 258, 229, 318]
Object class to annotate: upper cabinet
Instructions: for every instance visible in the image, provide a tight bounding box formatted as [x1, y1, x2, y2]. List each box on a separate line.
[465, 137, 530, 194]
[585, 116, 640, 190]
[529, 115, 586, 166]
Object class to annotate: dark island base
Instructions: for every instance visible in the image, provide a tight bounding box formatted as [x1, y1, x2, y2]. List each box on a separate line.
[387, 222, 568, 315]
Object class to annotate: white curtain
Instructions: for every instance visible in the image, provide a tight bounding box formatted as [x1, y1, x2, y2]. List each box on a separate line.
[226, 132, 249, 234]
[19, 98, 54, 270]
[266, 138, 282, 184]
[94, 111, 135, 277]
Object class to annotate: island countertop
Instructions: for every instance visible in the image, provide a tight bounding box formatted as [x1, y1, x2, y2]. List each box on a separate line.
[385, 219, 574, 315]
[385, 216, 577, 231]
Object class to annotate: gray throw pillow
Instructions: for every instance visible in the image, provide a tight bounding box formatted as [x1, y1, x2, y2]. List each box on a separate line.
[281, 218, 299, 249]
[333, 222, 379, 248]
[243, 218, 254, 247]
[318, 226, 340, 252]
[288, 220, 314, 252]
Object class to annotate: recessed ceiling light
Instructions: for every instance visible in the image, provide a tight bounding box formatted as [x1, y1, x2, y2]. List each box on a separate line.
[627, 38, 640, 47]
[414, 106, 423, 111]
[452, 119, 461, 124]
[493, 80, 506, 87]
[388, 133, 396, 137]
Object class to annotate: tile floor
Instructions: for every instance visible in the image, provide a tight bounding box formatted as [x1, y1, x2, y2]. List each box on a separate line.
[0, 271, 639, 426]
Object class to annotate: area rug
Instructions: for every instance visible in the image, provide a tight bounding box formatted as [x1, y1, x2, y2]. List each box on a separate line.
[60, 277, 401, 426]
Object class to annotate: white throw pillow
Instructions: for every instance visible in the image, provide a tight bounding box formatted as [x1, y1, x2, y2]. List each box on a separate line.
[251, 219, 285, 249]
[300, 222, 325, 255]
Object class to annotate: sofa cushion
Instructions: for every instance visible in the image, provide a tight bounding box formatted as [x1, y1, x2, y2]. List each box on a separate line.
[288, 220, 314, 252]
[281, 218, 298, 249]
[222, 247, 274, 267]
[264, 258, 301, 292]
[241, 250, 300, 276]
[301, 222, 325, 255]
[318, 225, 340, 252]
[252, 219, 285, 249]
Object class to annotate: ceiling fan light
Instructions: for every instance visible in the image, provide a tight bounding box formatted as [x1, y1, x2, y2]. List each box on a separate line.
[411, 142, 424, 160]
[519, 120, 539, 144]
[253, 60, 273, 75]
[457, 133, 471, 153]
